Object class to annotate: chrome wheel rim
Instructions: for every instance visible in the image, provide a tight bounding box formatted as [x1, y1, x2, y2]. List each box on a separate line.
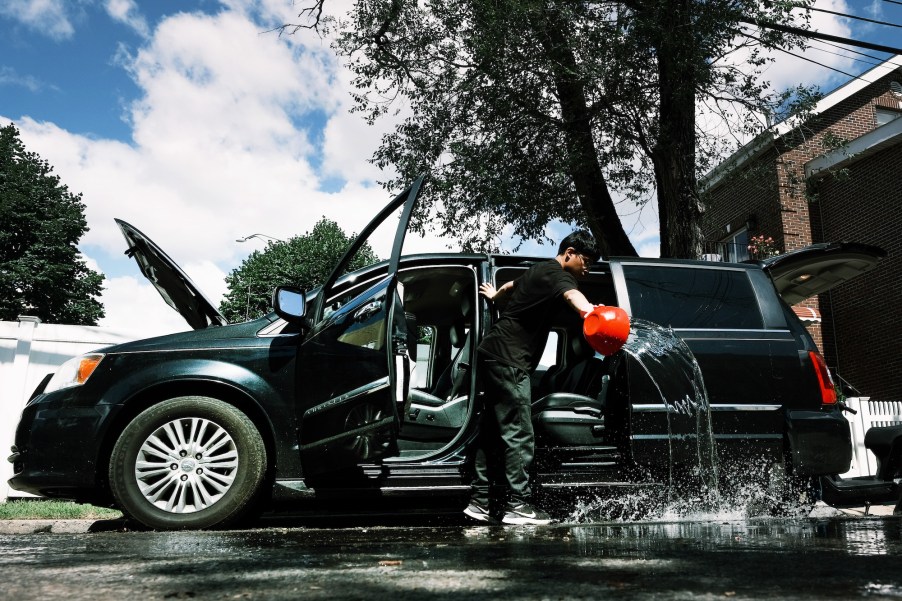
[134, 417, 239, 514]
[345, 404, 383, 460]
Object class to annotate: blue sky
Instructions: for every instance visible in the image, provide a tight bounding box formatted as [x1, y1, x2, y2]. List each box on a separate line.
[2, 0, 901, 335]
[2, 2, 222, 139]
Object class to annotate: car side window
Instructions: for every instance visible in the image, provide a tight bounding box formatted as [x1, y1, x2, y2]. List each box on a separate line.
[537, 330, 559, 370]
[413, 325, 436, 388]
[333, 286, 390, 350]
[623, 265, 764, 329]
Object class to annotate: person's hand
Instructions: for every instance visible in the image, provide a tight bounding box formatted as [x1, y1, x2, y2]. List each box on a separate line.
[479, 282, 497, 302]
[582, 304, 605, 319]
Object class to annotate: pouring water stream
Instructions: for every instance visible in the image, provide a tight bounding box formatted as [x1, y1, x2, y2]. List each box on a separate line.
[620, 318, 720, 506]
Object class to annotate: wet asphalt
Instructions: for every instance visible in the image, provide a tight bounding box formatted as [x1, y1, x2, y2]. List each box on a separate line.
[2, 507, 901, 600]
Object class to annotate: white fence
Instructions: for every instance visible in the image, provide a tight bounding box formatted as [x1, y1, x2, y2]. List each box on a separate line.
[1, 317, 140, 501]
[842, 396, 902, 478]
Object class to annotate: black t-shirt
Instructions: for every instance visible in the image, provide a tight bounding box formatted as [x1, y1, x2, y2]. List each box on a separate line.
[478, 260, 578, 372]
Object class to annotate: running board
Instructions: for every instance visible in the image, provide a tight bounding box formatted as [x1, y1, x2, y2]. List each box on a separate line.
[538, 445, 622, 471]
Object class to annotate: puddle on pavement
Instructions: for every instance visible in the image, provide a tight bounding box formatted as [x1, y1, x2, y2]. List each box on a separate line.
[456, 516, 902, 558]
[564, 516, 902, 557]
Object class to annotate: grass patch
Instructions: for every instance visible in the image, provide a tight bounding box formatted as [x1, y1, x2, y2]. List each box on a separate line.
[0, 499, 122, 520]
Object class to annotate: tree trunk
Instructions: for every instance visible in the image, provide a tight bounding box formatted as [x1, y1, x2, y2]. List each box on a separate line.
[537, 12, 639, 258]
[650, 0, 704, 259]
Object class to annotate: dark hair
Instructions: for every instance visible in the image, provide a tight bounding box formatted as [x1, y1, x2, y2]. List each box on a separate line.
[558, 230, 599, 261]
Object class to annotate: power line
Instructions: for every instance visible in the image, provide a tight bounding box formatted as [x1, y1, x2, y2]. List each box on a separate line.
[740, 17, 902, 55]
[813, 38, 887, 63]
[806, 40, 883, 67]
[805, 5, 902, 29]
[882, 0, 902, 7]
[738, 25, 876, 85]
[771, 47, 867, 83]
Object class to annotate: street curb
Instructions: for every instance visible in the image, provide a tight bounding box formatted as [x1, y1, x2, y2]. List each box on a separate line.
[0, 520, 97, 534]
[0, 518, 128, 535]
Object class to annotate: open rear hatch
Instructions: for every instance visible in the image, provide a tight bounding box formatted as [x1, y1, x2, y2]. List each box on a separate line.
[115, 219, 227, 330]
[759, 242, 886, 304]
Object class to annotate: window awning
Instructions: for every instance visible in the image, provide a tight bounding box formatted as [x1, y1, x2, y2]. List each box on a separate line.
[792, 306, 822, 323]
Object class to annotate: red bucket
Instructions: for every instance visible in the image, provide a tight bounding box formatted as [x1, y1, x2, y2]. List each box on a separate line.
[583, 305, 630, 355]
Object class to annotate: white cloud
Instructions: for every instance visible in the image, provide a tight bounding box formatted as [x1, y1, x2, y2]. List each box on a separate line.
[183, 260, 230, 308]
[100, 275, 190, 336]
[0, 0, 75, 40]
[320, 100, 397, 183]
[758, 0, 856, 93]
[7, 9, 355, 262]
[0, 66, 45, 92]
[104, 0, 149, 38]
[698, 1, 859, 165]
[1, 2, 452, 333]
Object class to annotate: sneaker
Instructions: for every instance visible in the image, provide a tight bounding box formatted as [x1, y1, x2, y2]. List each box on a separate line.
[501, 502, 554, 525]
[463, 500, 494, 523]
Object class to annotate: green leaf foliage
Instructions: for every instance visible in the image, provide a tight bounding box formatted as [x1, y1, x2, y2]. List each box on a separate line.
[219, 218, 379, 322]
[0, 124, 104, 325]
[292, 0, 814, 258]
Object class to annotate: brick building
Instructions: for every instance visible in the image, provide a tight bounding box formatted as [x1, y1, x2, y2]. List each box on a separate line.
[701, 55, 902, 404]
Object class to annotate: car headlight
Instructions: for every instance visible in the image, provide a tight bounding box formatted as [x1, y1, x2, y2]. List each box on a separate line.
[43, 353, 105, 394]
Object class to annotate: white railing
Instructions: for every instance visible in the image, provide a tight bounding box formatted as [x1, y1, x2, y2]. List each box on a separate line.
[841, 396, 902, 477]
[701, 242, 751, 263]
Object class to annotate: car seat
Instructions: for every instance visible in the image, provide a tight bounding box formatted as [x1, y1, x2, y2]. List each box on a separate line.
[403, 295, 473, 440]
[532, 332, 610, 446]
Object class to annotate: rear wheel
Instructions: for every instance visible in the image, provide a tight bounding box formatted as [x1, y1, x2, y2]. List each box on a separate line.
[109, 396, 266, 530]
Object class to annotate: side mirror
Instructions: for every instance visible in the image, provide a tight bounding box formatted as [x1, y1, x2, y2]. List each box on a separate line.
[273, 286, 306, 322]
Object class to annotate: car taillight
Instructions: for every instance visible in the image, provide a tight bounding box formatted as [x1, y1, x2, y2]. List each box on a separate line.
[809, 351, 837, 406]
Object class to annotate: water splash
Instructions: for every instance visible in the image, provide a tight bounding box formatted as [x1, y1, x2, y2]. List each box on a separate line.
[566, 468, 815, 524]
[565, 319, 814, 523]
[619, 318, 719, 507]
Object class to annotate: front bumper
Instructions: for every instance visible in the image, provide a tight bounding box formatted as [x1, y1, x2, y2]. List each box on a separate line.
[786, 409, 852, 476]
[8, 393, 115, 501]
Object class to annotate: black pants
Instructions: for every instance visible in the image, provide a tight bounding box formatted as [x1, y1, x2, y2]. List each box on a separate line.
[471, 357, 534, 507]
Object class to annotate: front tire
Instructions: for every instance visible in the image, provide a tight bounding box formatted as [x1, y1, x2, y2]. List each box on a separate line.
[109, 396, 266, 530]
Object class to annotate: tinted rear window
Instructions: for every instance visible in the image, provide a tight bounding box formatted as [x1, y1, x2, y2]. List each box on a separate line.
[623, 265, 763, 329]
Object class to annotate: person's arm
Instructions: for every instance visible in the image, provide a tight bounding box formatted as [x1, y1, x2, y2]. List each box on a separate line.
[479, 280, 515, 306]
[563, 288, 596, 317]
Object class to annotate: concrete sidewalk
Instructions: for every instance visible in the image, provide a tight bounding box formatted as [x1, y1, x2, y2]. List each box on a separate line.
[809, 501, 898, 519]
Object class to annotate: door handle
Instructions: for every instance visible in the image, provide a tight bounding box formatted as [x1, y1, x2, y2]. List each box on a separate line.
[354, 301, 381, 322]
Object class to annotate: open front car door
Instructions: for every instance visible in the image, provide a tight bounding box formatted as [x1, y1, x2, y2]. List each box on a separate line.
[296, 176, 424, 476]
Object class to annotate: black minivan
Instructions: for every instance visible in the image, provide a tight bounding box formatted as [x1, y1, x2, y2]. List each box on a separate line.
[8, 177, 898, 529]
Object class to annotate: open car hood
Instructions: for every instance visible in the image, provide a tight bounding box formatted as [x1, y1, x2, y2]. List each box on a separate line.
[760, 242, 887, 305]
[115, 219, 228, 330]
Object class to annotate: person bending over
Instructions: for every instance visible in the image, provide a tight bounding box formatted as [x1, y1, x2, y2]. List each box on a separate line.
[465, 230, 599, 525]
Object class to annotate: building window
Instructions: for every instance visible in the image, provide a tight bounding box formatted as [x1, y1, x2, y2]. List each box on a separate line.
[703, 228, 751, 262]
[876, 107, 901, 127]
[717, 228, 750, 262]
